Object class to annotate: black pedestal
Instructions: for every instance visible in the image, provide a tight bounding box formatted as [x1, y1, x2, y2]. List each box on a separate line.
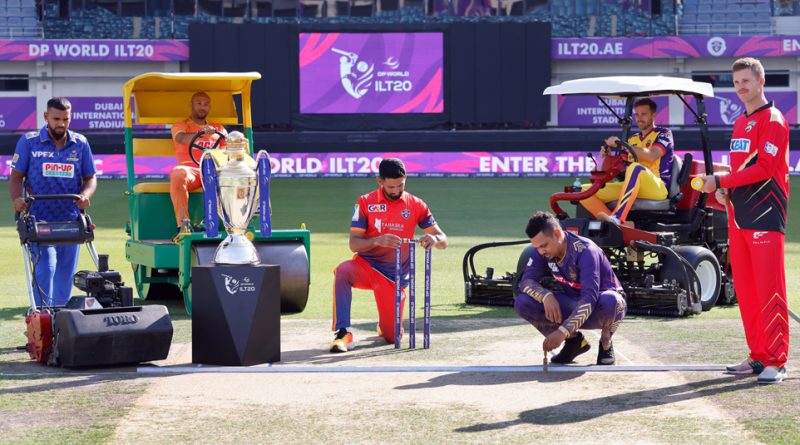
[191, 264, 280, 366]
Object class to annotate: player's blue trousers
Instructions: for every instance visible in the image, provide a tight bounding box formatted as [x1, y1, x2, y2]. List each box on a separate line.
[31, 243, 80, 306]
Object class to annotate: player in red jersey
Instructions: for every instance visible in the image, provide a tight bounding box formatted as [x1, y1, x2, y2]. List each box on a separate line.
[699, 57, 790, 384]
[330, 158, 448, 352]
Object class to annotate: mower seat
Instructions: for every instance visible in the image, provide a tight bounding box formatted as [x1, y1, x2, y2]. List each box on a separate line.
[608, 154, 684, 212]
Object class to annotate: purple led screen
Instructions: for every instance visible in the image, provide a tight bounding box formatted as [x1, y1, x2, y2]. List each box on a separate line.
[299, 33, 444, 114]
[0, 97, 36, 131]
[558, 96, 669, 126]
[682, 92, 797, 126]
[553, 36, 800, 59]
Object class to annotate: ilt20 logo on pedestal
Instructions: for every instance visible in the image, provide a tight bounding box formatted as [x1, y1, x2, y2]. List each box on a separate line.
[222, 274, 257, 295]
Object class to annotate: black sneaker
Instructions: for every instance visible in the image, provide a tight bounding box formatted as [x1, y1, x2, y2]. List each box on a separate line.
[550, 331, 591, 364]
[597, 342, 615, 365]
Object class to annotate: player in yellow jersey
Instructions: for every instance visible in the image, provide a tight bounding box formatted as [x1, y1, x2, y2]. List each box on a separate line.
[579, 98, 674, 224]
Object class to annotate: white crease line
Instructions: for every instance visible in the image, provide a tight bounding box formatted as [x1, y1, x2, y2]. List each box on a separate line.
[136, 364, 729, 374]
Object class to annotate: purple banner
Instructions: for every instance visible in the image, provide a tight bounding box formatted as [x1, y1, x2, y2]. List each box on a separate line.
[0, 40, 188, 61]
[69, 97, 125, 130]
[5, 151, 800, 179]
[558, 96, 669, 126]
[0, 97, 36, 131]
[683, 91, 797, 126]
[299, 33, 444, 114]
[554, 36, 800, 59]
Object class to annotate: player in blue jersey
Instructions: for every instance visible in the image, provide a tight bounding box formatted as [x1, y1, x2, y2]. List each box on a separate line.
[9, 97, 97, 306]
[515, 211, 626, 365]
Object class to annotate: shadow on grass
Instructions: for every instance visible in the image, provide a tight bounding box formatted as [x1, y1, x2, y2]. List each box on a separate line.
[0, 373, 142, 396]
[395, 371, 582, 390]
[0, 306, 26, 321]
[455, 375, 755, 432]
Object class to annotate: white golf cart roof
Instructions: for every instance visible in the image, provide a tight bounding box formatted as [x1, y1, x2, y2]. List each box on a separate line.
[543, 76, 714, 98]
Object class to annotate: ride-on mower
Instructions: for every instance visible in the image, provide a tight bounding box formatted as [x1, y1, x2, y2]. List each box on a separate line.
[464, 76, 735, 316]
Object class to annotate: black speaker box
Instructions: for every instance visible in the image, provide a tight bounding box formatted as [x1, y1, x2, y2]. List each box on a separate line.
[52, 305, 173, 367]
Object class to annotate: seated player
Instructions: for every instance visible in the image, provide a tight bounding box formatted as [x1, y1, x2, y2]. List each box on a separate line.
[170, 91, 227, 241]
[579, 98, 674, 224]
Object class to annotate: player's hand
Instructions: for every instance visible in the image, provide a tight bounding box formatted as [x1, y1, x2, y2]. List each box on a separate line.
[374, 234, 402, 249]
[715, 188, 729, 206]
[698, 175, 717, 193]
[13, 197, 28, 213]
[75, 194, 90, 209]
[543, 329, 567, 353]
[418, 233, 438, 250]
[542, 293, 562, 324]
[604, 136, 620, 148]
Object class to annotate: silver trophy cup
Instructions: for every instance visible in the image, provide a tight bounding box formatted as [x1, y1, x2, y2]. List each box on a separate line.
[214, 131, 260, 264]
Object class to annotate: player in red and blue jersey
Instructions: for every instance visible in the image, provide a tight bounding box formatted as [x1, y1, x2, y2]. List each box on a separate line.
[699, 58, 790, 384]
[515, 211, 626, 365]
[9, 97, 97, 306]
[330, 158, 448, 352]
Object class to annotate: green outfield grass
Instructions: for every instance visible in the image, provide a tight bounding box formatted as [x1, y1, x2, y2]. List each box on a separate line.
[1, 178, 799, 329]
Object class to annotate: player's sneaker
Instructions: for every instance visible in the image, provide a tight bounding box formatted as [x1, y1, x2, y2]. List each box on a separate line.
[596, 342, 615, 365]
[550, 331, 590, 364]
[757, 366, 787, 384]
[329, 328, 354, 353]
[725, 358, 764, 375]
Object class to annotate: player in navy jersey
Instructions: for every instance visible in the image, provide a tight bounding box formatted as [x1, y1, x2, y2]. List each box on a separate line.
[698, 58, 790, 384]
[9, 97, 97, 307]
[515, 211, 626, 365]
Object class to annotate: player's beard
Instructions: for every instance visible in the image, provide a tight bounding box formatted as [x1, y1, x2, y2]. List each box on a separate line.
[383, 189, 401, 201]
[47, 124, 67, 141]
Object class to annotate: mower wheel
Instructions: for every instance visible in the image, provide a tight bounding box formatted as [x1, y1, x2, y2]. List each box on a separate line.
[132, 264, 182, 301]
[661, 246, 721, 311]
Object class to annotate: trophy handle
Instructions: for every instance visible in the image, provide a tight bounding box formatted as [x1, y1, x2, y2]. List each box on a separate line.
[256, 150, 272, 238]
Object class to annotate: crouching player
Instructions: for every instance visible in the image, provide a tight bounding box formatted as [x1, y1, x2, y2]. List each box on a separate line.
[515, 211, 626, 365]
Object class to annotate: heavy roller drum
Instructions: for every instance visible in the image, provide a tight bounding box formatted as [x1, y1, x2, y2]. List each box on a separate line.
[190, 241, 309, 313]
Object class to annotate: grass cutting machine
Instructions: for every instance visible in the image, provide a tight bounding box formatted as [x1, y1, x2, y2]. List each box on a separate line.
[18, 193, 173, 367]
[464, 76, 736, 317]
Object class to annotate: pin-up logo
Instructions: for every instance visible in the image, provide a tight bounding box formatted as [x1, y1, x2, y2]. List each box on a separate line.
[707, 37, 727, 56]
[332, 47, 374, 99]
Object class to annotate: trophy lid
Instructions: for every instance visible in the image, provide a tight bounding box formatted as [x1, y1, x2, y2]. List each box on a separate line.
[226, 131, 247, 154]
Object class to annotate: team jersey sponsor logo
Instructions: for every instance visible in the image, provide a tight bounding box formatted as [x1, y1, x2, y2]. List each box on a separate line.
[527, 258, 533, 267]
[374, 218, 382, 232]
[11, 153, 18, 166]
[25, 131, 39, 139]
[401, 209, 410, 219]
[730, 138, 751, 153]
[32, 151, 55, 158]
[367, 204, 387, 212]
[745, 120, 756, 132]
[42, 162, 75, 178]
[753, 231, 768, 239]
[351, 205, 360, 221]
[764, 141, 778, 156]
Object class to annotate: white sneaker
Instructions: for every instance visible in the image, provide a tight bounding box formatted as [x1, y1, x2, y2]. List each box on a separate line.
[725, 358, 764, 375]
[757, 366, 787, 384]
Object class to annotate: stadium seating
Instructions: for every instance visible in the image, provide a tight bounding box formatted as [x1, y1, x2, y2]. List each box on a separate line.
[0, 0, 42, 38]
[678, 0, 774, 35]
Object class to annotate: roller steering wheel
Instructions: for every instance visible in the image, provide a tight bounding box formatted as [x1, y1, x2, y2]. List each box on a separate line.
[611, 139, 639, 163]
[188, 130, 226, 166]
